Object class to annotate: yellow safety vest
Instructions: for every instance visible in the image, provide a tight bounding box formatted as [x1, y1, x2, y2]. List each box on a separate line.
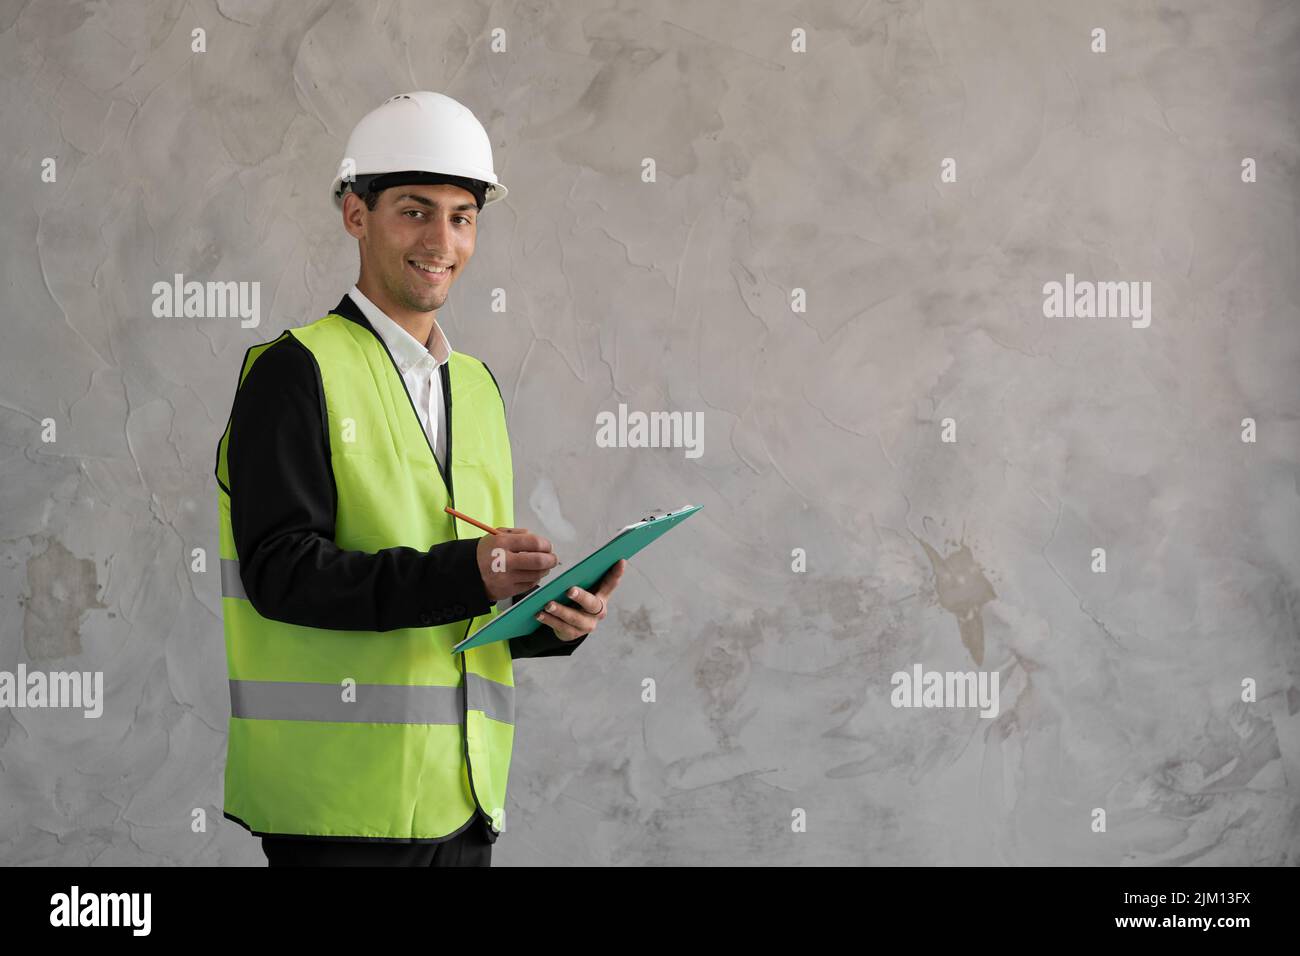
[215, 306, 515, 840]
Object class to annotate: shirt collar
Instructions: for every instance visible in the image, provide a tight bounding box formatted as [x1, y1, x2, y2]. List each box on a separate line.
[348, 284, 452, 373]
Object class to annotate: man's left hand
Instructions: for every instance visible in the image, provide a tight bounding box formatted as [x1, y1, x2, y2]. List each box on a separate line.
[534, 559, 627, 642]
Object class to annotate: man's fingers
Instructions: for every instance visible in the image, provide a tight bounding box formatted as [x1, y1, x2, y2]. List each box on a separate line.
[559, 560, 628, 617]
[489, 529, 551, 553]
[502, 531, 551, 554]
[595, 559, 627, 596]
[560, 585, 603, 616]
[509, 550, 560, 572]
[535, 608, 585, 641]
[537, 561, 629, 638]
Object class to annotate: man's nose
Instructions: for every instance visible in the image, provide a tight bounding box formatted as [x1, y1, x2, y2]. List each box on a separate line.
[420, 218, 454, 250]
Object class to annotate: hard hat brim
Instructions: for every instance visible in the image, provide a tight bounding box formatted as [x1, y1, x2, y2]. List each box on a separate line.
[331, 169, 507, 209]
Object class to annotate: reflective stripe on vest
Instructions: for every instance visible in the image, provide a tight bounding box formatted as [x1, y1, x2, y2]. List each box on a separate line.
[215, 306, 516, 841]
[228, 674, 515, 726]
[220, 558, 247, 600]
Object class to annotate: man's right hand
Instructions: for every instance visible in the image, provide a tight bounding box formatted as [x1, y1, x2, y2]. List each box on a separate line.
[475, 527, 559, 602]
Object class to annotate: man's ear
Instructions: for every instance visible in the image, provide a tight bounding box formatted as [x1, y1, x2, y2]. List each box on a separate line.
[341, 192, 367, 240]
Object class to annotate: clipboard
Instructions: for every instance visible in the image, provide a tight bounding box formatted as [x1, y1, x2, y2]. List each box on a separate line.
[452, 505, 702, 653]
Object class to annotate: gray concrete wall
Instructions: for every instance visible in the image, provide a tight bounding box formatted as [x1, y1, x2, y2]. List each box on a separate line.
[1, 0, 1297, 865]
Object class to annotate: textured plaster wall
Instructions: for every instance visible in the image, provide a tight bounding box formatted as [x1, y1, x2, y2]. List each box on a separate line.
[1, 0, 1298, 865]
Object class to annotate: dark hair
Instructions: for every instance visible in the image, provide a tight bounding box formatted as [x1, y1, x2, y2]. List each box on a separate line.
[351, 171, 487, 212]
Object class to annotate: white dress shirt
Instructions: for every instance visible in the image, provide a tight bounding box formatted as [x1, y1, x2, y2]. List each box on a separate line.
[348, 284, 452, 471]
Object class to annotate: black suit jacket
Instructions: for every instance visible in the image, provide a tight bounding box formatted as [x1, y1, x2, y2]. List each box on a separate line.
[219, 294, 585, 659]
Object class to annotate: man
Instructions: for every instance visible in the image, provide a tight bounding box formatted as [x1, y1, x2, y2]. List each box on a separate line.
[213, 91, 625, 867]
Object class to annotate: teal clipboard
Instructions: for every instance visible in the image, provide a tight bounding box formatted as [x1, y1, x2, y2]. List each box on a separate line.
[452, 505, 702, 653]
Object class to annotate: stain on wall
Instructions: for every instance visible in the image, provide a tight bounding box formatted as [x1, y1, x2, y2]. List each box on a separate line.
[915, 535, 998, 665]
[22, 538, 105, 661]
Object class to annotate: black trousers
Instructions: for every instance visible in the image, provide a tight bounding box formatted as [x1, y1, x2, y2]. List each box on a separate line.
[261, 816, 493, 867]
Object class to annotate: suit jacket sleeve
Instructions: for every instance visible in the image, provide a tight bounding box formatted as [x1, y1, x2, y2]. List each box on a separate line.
[223, 334, 494, 632]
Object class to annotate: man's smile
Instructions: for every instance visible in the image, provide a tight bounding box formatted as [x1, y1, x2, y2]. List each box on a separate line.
[408, 258, 453, 284]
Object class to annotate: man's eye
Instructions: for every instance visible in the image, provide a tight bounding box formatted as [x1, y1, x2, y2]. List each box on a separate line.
[404, 209, 424, 219]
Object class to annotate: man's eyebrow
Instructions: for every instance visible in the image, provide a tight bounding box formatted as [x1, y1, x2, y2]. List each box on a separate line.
[394, 193, 477, 212]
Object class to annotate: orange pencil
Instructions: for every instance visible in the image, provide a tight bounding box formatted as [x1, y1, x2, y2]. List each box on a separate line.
[443, 505, 500, 535]
[443, 506, 563, 565]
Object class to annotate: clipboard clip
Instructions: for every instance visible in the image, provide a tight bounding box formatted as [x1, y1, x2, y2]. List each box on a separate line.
[619, 506, 693, 534]
[641, 505, 691, 523]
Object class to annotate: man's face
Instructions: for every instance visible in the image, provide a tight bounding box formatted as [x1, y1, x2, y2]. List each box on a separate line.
[345, 182, 478, 313]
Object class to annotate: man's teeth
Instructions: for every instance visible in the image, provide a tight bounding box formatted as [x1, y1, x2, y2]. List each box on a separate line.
[411, 261, 450, 274]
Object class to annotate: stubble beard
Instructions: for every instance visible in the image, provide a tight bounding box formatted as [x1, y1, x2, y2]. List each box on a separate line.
[387, 259, 446, 314]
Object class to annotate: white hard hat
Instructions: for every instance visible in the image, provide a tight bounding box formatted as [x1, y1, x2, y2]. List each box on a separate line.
[329, 91, 508, 210]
